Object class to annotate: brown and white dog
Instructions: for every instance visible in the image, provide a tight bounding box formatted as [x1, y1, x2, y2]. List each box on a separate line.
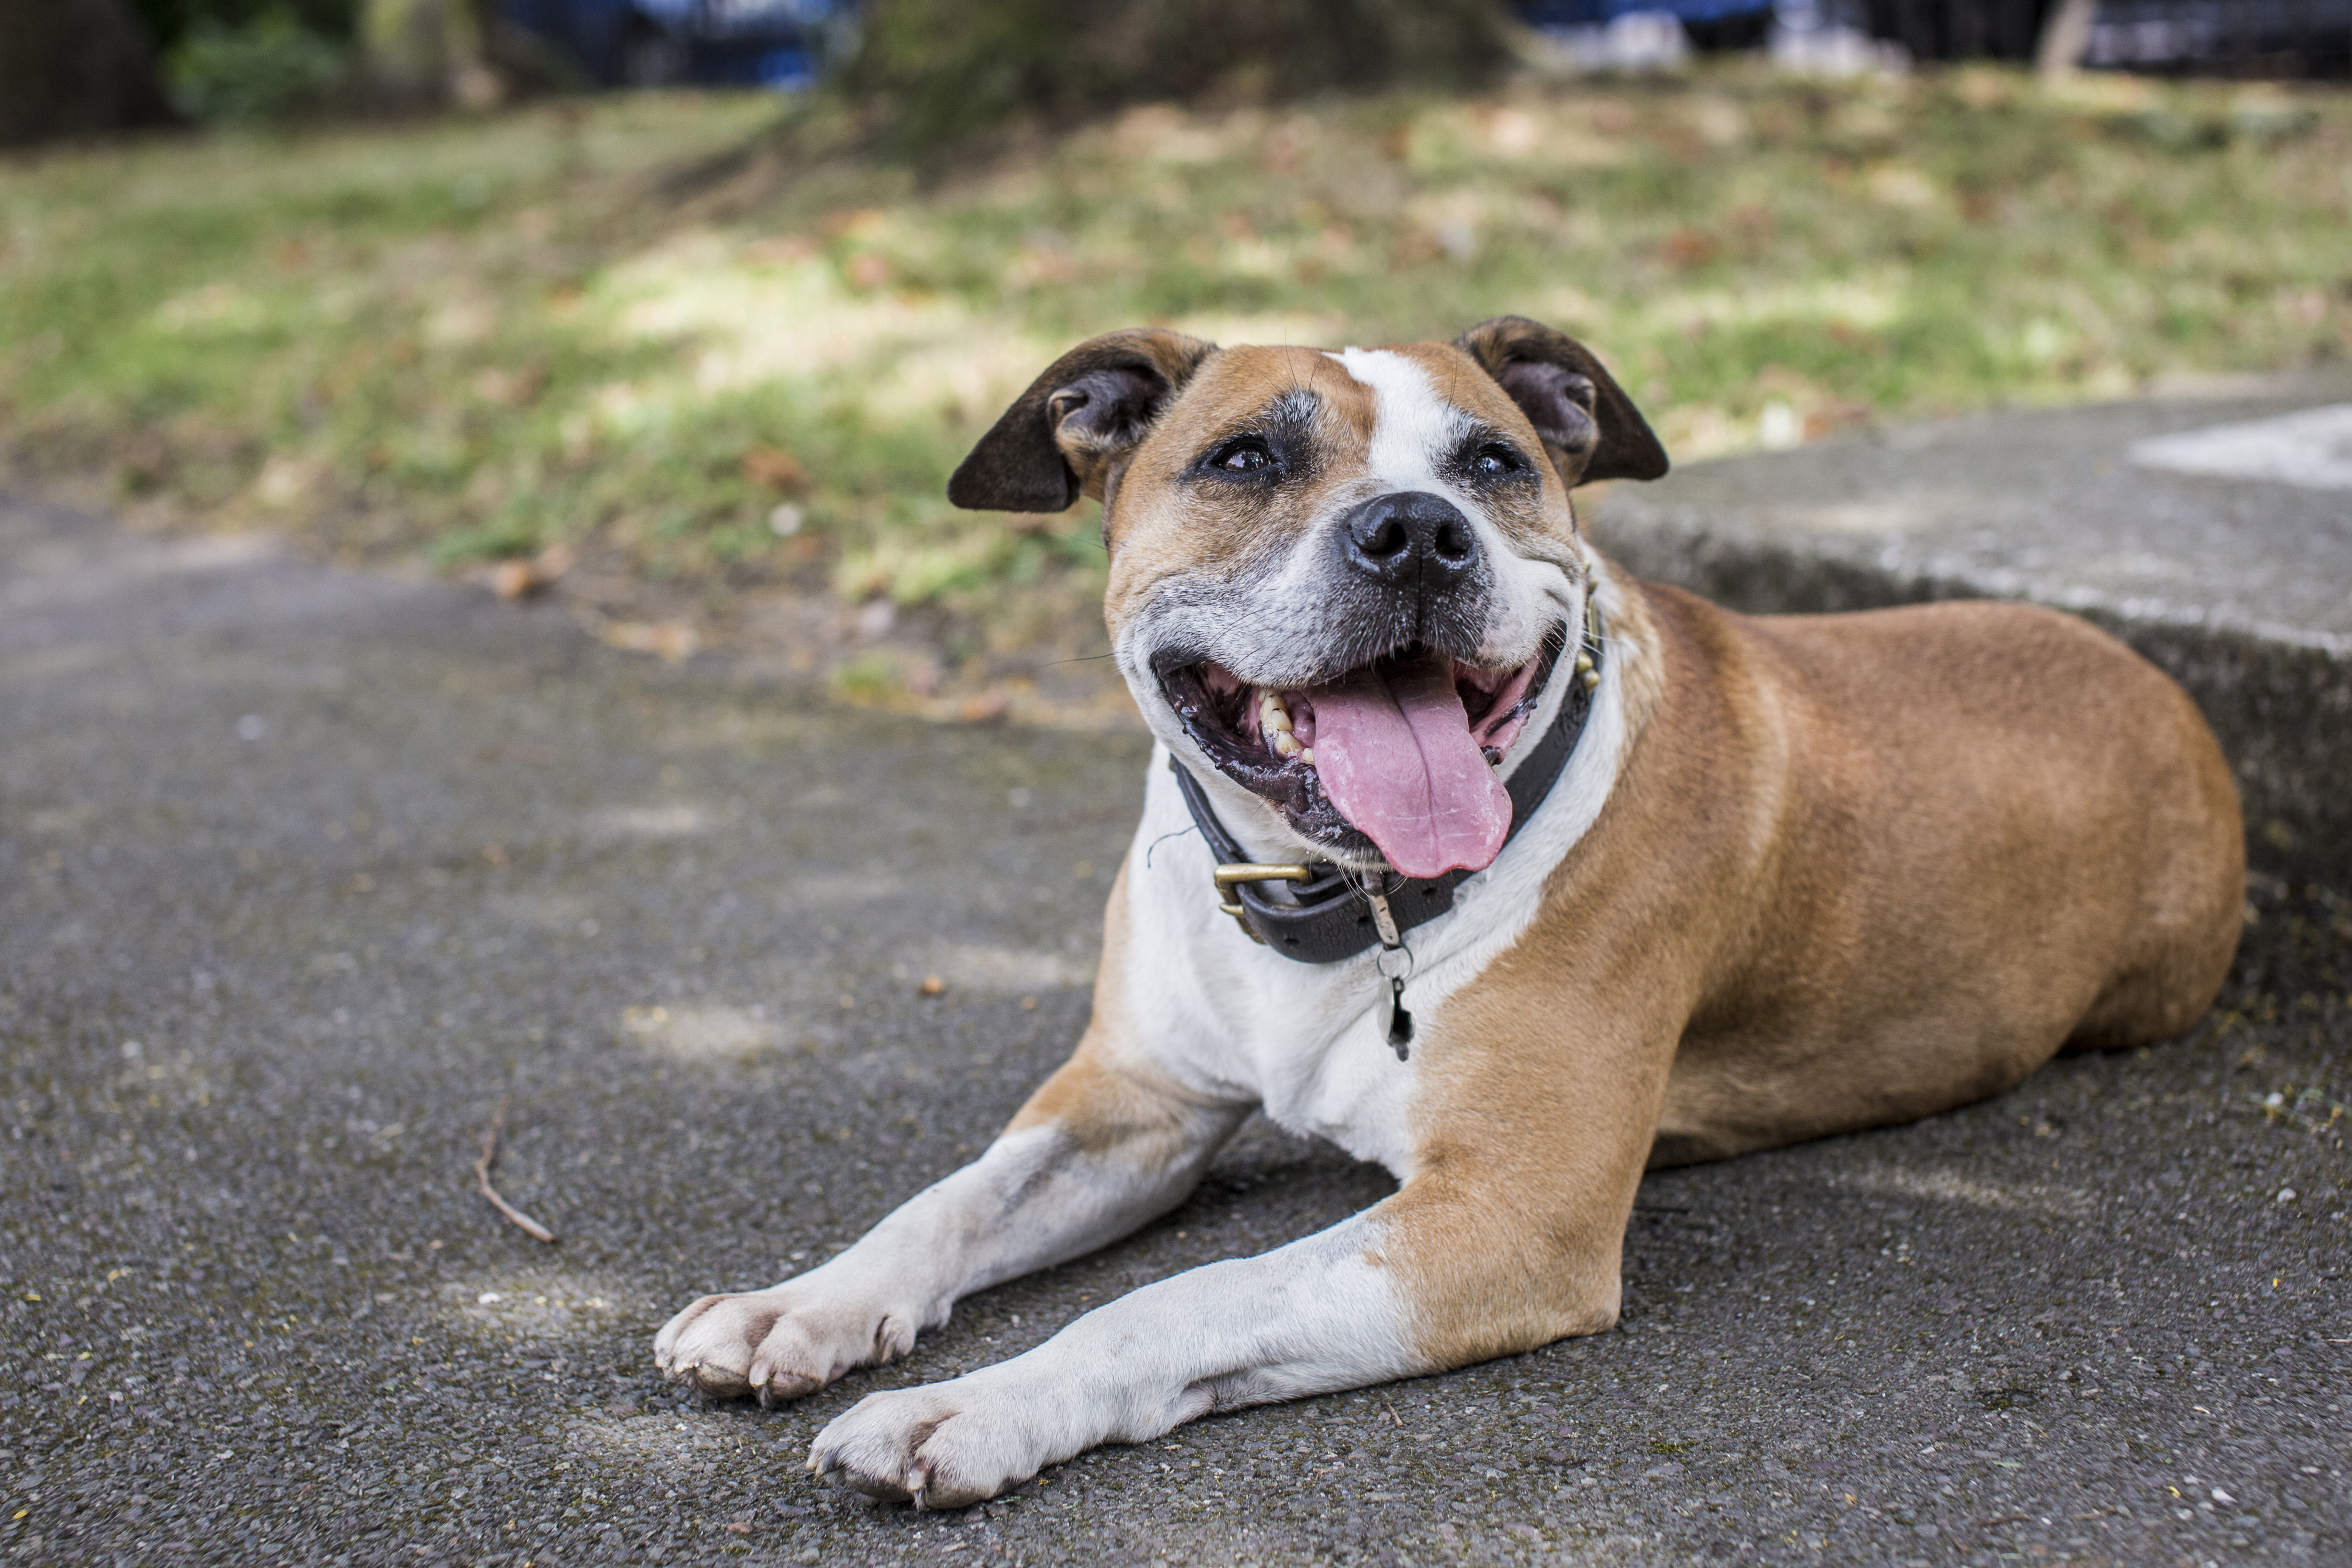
[653, 318, 2244, 1507]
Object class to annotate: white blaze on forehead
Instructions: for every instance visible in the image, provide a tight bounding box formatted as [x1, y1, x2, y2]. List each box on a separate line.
[1313, 345, 1573, 674]
[1327, 347, 1471, 494]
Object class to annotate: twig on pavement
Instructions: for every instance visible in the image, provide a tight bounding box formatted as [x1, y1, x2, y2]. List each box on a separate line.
[475, 1094, 558, 1243]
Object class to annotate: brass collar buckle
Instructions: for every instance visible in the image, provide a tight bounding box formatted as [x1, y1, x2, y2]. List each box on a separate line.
[1172, 588, 1606, 967]
[1211, 862, 1314, 942]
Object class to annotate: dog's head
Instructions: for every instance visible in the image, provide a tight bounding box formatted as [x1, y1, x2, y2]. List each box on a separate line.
[950, 317, 1666, 879]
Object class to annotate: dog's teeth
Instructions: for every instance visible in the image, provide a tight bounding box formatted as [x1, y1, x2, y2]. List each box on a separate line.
[1261, 690, 1301, 753]
[1300, 747, 1314, 766]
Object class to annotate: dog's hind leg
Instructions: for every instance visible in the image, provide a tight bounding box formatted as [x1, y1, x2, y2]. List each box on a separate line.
[2062, 687, 2244, 1054]
[655, 863, 1249, 1403]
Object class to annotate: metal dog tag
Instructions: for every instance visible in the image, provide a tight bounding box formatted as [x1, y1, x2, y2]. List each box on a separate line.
[1366, 886, 1414, 1061]
[1386, 976, 1413, 1060]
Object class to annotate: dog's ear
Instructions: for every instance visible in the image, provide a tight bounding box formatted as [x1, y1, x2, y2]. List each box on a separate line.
[1453, 316, 1668, 488]
[949, 329, 1219, 512]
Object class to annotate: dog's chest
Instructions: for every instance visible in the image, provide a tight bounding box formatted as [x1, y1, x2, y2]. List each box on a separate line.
[1118, 759, 1531, 1175]
[1114, 762, 1422, 1170]
[1112, 681, 1624, 1176]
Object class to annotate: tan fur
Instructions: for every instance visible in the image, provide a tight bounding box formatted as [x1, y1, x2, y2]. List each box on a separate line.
[1101, 343, 1608, 630]
[1101, 347, 1383, 626]
[979, 328, 2238, 1390]
[1359, 582, 2241, 1365]
[1005, 857, 1220, 1161]
[1013, 564, 2238, 1376]
[658, 327, 2252, 1507]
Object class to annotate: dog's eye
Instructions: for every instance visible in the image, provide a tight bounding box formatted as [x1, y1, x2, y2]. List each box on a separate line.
[1470, 443, 1522, 477]
[1210, 438, 1273, 473]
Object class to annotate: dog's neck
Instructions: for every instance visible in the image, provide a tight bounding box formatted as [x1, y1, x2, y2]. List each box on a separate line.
[1584, 553, 1666, 749]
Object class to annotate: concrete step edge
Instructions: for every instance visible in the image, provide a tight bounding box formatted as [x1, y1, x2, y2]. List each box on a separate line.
[1595, 512, 2352, 890]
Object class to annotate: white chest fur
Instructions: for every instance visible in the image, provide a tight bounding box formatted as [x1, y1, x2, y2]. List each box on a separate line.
[1109, 610, 1631, 1179]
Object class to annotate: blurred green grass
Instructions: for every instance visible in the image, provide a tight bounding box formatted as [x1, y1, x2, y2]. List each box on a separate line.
[3, 67, 2348, 664]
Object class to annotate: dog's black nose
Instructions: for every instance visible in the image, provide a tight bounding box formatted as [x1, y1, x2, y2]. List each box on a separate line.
[1340, 491, 1481, 590]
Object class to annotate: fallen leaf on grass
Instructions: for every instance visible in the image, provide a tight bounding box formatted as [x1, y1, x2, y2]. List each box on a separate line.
[741, 444, 808, 493]
[599, 620, 699, 662]
[490, 543, 574, 600]
[1659, 227, 1720, 267]
[471, 364, 546, 407]
[957, 691, 1011, 724]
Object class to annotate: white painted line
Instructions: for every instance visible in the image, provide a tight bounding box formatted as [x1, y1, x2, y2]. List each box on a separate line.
[2128, 403, 2352, 491]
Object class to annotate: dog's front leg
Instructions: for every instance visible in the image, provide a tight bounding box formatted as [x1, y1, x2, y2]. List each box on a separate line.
[804, 1209, 1419, 1507]
[809, 999, 1677, 1507]
[654, 1003, 1248, 1403]
[806, 1167, 1640, 1508]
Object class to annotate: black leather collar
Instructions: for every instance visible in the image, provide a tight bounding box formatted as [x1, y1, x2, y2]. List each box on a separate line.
[1169, 600, 1604, 964]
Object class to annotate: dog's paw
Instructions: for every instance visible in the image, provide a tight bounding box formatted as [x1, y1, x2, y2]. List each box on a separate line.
[809, 1382, 1045, 1509]
[653, 1284, 919, 1403]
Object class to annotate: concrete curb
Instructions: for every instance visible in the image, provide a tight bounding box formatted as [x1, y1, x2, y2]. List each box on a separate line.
[1593, 515, 2352, 886]
[1589, 382, 2352, 890]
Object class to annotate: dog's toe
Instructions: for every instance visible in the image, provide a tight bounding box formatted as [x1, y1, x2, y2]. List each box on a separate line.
[676, 1360, 752, 1397]
[742, 1314, 836, 1399]
[810, 1396, 938, 1504]
[810, 1384, 1033, 1509]
[811, 1443, 917, 1504]
[653, 1292, 782, 1400]
[654, 1285, 920, 1406]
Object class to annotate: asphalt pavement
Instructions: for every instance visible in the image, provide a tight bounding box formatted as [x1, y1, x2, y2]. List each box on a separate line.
[1, 486, 2345, 1568]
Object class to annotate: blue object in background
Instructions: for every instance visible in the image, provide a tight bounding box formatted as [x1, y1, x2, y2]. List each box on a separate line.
[494, 0, 847, 88]
[1517, 0, 1775, 25]
[1515, 0, 1784, 54]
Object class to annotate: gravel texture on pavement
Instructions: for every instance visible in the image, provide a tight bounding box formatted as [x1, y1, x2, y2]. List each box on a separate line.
[1, 493, 2346, 1566]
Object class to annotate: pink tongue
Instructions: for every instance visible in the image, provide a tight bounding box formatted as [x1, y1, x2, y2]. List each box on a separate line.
[1307, 659, 1512, 879]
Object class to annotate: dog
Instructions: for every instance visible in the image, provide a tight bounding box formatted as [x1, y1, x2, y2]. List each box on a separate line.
[653, 317, 2244, 1508]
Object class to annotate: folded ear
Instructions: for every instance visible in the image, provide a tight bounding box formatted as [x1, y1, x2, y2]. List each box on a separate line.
[948, 328, 1219, 512]
[1453, 316, 1668, 488]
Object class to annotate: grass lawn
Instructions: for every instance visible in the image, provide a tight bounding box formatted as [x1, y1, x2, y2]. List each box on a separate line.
[4, 65, 2348, 705]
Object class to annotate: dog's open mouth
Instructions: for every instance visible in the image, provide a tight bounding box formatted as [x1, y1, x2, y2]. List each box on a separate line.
[1160, 628, 1564, 880]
